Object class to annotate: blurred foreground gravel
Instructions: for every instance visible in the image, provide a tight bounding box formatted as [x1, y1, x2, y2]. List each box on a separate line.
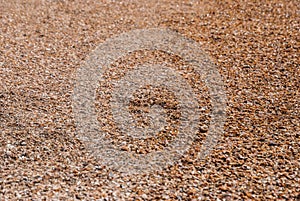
[0, 0, 299, 200]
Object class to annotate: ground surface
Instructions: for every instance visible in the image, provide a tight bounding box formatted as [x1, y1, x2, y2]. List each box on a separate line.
[0, 0, 299, 200]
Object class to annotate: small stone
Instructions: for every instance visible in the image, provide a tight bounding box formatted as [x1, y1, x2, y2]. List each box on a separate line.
[199, 125, 209, 133]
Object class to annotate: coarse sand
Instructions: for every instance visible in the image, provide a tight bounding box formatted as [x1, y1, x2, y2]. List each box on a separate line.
[0, 0, 299, 200]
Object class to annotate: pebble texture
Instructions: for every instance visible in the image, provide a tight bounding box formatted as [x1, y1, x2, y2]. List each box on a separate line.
[0, 0, 299, 200]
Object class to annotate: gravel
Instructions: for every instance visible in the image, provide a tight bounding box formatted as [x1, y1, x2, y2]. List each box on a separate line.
[0, 0, 299, 200]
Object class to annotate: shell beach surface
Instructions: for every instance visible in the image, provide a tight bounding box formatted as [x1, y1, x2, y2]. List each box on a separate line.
[0, 0, 299, 200]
